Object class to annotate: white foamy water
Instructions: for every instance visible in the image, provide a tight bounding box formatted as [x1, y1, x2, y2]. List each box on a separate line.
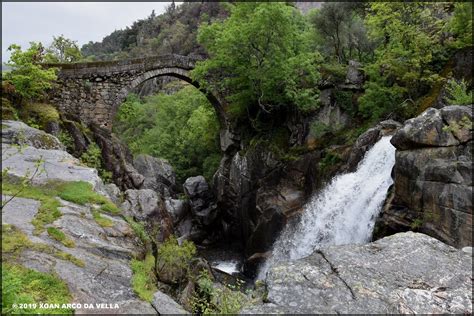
[259, 136, 396, 278]
[213, 260, 240, 274]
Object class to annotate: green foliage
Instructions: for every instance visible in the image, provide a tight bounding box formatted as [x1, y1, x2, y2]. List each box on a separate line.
[56, 181, 119, 214]
[19, 103, 60, 130]
[124, 216, 151, 247]
[319, 152, 342, 173]
[1, 98, 19, 120]
[310, 3, 374, 63]
[445, 79, 473, 106]
[114, 87, 221, 183]
[156, 235, 196, 283]
[130, 253, 157, 302]
[334, 90, 354, 114]
[361, 3, 451, 121]
[44, 35, 82, 63]
[192, 270, 248, 314]
[5, 43, 58, 101]
[2, 224, 85, 268]
[58, 130, 74, 152]
[192, 2, 322, 119]
[80, 142, 112, 183]
[2, 179, 119, 235]
[1, 263, 73, 314]
[47, 227, 75, 248]
[449, 2, 473, 48]
[92, 210, 113, 228]
[310, 121, 332, 139]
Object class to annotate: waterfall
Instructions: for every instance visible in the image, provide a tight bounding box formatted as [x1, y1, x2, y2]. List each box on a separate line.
[259, 136, 396, 278]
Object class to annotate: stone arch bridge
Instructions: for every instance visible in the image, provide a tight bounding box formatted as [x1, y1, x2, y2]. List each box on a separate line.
[47, 54, 227, 130]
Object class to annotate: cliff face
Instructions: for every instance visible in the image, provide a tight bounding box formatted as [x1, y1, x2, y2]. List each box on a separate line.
[375, 105, 473, 248]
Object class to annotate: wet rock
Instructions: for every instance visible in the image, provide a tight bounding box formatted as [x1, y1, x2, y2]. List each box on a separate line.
[165, 198, 189, 224]
[183, 176, 218, 227]
[151, 291, 189, 314]
[2, 120, 63, 150]
[243, 232, 472, 314]
[133, 154, 176, 195]
[377, 105, 472, 248]
[344, 119, 402, 172]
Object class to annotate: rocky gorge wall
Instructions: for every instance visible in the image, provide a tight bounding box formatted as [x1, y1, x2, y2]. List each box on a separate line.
[375, 105, 473, 248]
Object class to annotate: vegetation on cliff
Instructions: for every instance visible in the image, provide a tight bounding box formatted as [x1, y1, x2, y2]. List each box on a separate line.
[113, 86, 220, 183]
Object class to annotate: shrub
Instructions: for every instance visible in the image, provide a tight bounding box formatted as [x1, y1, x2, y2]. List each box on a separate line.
[156, 235, 196, 283]
[445, 79, 473, 105]
[20, 103, 60, 130]
[192, 270, 248, 314]
[130, 253, 157, 302]
[80, 142, 112, 183]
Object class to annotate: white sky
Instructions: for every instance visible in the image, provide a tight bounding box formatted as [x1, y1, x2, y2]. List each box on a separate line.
[2, 2, 177, 62]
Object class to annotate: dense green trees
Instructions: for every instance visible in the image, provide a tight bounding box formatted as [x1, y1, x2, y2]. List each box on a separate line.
[359, 3, 455, 121]
[4, 43, 57, 101]
[113, 86, 220, 183]
[192, 2, 322, 123]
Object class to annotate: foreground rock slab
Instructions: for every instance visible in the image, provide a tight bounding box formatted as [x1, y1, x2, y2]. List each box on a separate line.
[243, 232, 472, 314]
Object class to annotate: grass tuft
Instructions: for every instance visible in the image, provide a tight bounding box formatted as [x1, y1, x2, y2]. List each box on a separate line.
[46, 227, 75, 248]
[2, 263, 73, 314]
[130, 253, 157, 302]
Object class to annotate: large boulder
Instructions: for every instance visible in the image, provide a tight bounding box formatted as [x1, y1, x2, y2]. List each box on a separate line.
[133, 154, 177, 195]
[2, 120, 63, 150]
[375, 105, 472, 248]
[183, 176, 218, 227]
[121, 189, 174, 242]
[242, 232, 472, 314]
[151, 291, 189, 314]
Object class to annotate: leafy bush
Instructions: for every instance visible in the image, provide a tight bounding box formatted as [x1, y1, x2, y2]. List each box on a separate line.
[192, 270, 248, 314]
[4, 43, 58, 101]
[80, 142, 112, 183]
[19, 103, 60, 130]
[156, 235, 196, 283]
[445, 79, 473, 105]
[2, 263, 73, 314]
[310, 121, 332, 139]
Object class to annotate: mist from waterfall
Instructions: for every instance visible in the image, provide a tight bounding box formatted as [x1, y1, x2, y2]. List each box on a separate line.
[259, 136, 396, 279]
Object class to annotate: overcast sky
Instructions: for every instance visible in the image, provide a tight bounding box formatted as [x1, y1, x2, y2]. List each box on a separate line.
[2, 2, 176, 63]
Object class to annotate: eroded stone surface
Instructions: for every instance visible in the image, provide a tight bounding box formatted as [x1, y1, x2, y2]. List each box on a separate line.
[1, 195, 156, 314]
[243, 232, 472, 314]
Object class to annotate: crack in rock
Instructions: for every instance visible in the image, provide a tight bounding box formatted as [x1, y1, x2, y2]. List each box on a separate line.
[316, 250, 357, 300]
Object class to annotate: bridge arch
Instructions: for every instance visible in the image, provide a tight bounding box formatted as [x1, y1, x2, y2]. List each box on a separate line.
[47, 54, 227, 130]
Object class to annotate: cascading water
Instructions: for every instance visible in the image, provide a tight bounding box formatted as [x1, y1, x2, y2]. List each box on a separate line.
[259, 136, 396, 279]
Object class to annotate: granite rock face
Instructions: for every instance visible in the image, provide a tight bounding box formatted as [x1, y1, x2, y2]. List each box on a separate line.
[133, 154, 177, 195]
[2, 120, 64, 150]
[242, 232, 472, 314]
[376, 105, 473, 248]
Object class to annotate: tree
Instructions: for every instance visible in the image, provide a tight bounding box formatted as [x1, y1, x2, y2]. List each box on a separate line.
[449, 2, 473, 48]
[5, 43, 57, 101]
[310, 2, 373, 63]
[45, 35, 82, 63]
[359, 3, 450, 121]
[192, 2, 322, 125]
